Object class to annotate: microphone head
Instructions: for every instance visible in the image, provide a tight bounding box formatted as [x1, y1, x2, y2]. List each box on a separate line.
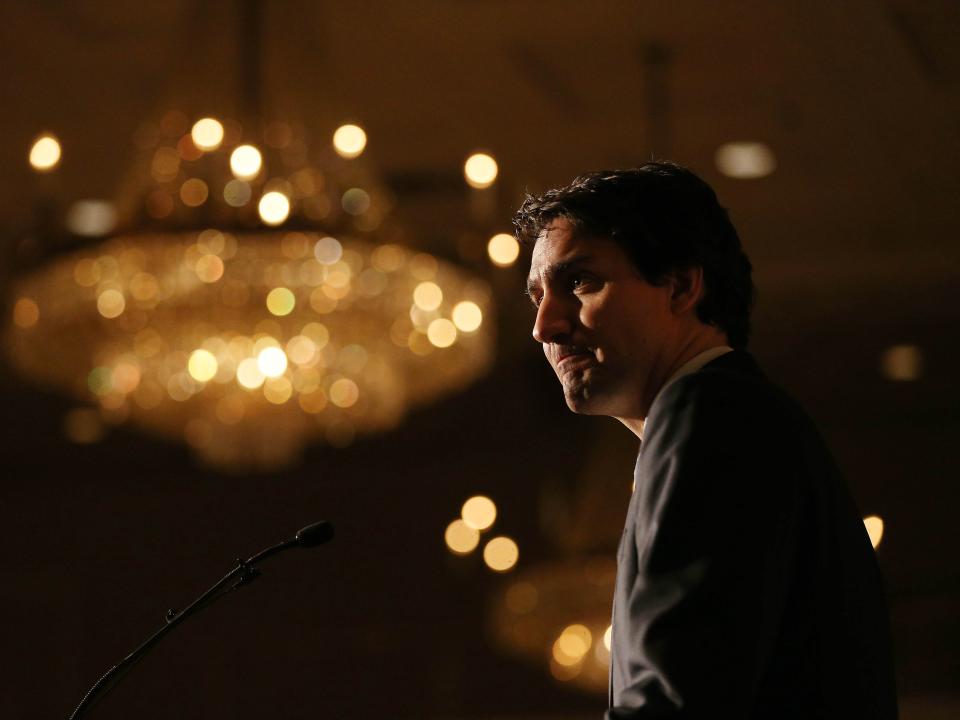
[295, 520, 335, 548]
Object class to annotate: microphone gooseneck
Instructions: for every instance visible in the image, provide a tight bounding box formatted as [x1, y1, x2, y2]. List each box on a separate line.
[68, 520, 334, 720]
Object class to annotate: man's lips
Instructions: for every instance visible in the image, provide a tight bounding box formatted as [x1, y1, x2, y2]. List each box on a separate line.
[556, 350, 596, 368]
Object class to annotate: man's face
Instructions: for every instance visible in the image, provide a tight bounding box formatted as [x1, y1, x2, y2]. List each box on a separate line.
[526, 217, 681, 421]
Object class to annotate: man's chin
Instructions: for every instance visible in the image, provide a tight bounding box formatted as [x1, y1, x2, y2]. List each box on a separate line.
[562, 387, 607, 416]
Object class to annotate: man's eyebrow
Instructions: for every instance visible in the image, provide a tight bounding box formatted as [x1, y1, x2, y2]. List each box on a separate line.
[525, 255, 594, 297]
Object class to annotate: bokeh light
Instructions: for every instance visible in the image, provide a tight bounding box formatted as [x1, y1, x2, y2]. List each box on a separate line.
[413, 281, 443, 311]
[880, 345, 923, 381]
[180, 178, 209, 207]
[266, 287, 296, 316]
[13, 297, 40, 329]
[864, 515, 884, 549]
[329, 378, 360, 408]
[191, 117, 224, 151]
[483, 536, 518, 572]
[66, 200, 117, 237]
[464, 152, 498, 188]
[230, 144, 262, 180]
[236, 357, 266, 389]
[445, 519, 480, 555]
[487, 233, 520, 267]
[333, 124, 367, 158]
[258, 191, 291, 225]
[461, 495, 497, 530]
[96, 289, 125, 319]
[715, 141, 776, 179]
[553, 624, 592, 666]
[452, 301, 482, 332]
[29, 134, 61, 172]
[257, 346, 288, 378]
[188, 349, 219, 382]
[427, 318, 457, 348]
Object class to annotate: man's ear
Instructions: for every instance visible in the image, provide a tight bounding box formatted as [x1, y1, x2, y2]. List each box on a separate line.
[667, 266, 705, 315]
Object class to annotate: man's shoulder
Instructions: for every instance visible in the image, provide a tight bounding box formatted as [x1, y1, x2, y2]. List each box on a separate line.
[649, 352, 812, 443]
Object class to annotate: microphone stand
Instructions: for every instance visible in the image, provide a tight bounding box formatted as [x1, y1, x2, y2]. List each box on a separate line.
[68, 521, 333, 720]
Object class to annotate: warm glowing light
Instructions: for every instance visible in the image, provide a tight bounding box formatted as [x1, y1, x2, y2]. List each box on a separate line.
[427, 318, 457, 348]
[333, 124, 367, 158]
[464, 152, 498, 188]
[880, 345, 923, 381]
[452, 301, 482, 332]
[413, 281, 443, 311]
[195, 254, 225, 283]
[487, 233, 520, 267]
[180, 178, 209, 207]
[461, 495, 497, 530]
[13, 297, 40, 328]
[864, 515, 884, 549]
[445, 519, 480, 555]
[266, 287, 296, 316]
[223, 179, 251, 207]
[483, 536, 518, 572]
[258, 191, 291, 225]
[29, 134, 61, 171]
[236, 357, 266, 389]
[111, 362, 141, 393]
[715, 141, 776, 179]
[230, 144, 262, 180]
[96, 289, 125, 318]
[329, 378, 360, 408]
[286, 335, 317, 365]
[66, 200, 117, 237]
[188, 349, 219, 382]
[553, 624, 592, 666]
[257, 346, 288, 378]
[314, 236, 343, 265]
[191, 117, 224, 150]
[603, 625, 612, 651]
[264, 377, 293, 404]
[73, 258, 101, 286]
[341, 188, 371, 215]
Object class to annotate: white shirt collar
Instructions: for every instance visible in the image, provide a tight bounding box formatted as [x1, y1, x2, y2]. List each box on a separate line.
[638, 345, 734, 440]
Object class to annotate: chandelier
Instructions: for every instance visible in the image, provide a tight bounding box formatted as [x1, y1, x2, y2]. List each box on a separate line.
[6, 113, 494, 470]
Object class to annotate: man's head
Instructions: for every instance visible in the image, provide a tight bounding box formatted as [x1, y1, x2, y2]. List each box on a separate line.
[515, 163, 755, 424]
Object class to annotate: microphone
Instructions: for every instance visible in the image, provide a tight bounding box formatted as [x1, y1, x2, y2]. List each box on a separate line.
[68, 520, 334, 720]
[295, 520, 335, 548]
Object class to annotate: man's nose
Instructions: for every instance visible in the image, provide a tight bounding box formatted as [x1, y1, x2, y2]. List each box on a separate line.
[532, 292, 573, 344]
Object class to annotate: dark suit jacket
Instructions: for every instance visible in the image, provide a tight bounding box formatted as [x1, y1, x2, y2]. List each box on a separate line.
[607, 350, 897, 718]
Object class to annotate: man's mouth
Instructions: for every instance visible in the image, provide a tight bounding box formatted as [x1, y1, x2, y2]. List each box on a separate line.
[556, 348, 596, 367]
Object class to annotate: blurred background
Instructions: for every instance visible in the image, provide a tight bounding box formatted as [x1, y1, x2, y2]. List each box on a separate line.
[2, 1, 959, 718]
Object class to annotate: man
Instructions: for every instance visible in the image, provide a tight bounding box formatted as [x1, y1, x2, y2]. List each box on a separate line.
[515, 164, 897, 718]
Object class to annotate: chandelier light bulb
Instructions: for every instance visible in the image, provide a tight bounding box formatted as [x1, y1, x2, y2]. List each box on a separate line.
[257, 346, 288, 378]
[464, 152, 498, 188]
[230, 144, 263, 180]
[487, 233, 520, 267]
[258, 191, 291, 226]
[191, 117, 224, 151]
[714, 141, 776, 179]
[29, 134, 62, 172]
[332, 124, 367, 158]
[452, 301, 483, 332]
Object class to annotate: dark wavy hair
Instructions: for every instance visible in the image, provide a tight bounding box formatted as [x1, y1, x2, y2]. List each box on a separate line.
[512, 162, 756, 348]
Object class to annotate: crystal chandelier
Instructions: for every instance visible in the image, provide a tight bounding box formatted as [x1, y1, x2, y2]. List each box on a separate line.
[6, 113, 494, 470]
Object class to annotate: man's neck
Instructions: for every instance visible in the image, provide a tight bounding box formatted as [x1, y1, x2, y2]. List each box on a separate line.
[617, 332, 732, 439]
